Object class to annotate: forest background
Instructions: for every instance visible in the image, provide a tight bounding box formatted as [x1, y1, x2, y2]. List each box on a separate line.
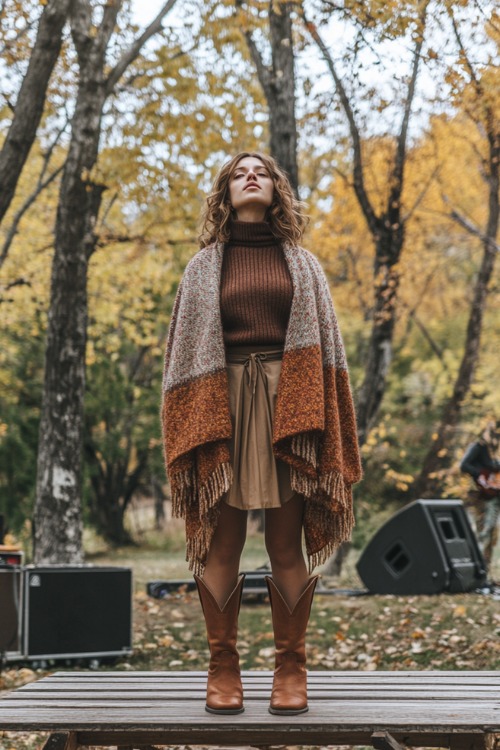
[0, 0, 498, 568]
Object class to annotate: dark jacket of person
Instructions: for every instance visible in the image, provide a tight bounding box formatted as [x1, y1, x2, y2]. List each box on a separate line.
[460, 441, 500, 480]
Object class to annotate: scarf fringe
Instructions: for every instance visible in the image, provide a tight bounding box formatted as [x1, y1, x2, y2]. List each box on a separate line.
[187, 518, 215, 577]
[170, 462, 233, 520]
[291, 432, 319, 469]
[170, 467, 197, 518]
[292, 465, 354, 573]
[291, 466, 352, 506]
[198, 462, 233, 517]
[290, 467, 318, 496]
[178, 461, 233, 575]
[319, 471, 351, 506]
[306, 500, 355, 572]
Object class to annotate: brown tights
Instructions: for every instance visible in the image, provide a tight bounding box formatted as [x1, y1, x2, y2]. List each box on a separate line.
[202, 494, 309, 611]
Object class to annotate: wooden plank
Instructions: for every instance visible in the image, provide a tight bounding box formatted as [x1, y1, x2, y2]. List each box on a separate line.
[72, 729, 490, 750]
[3, 695, 500, 708]
[4, 684, 499, 705]
[18, 682, 495, 695]
[47, 669, 499, 680]
[0, 701, 498, 728]
[0, 670, 498, 750]
[14, 677, 500, 691]
[15, 675, 500, 688]
[4, 701, 499, 716]
[39, 671, 500, 683]
[43, 669, 500, 683]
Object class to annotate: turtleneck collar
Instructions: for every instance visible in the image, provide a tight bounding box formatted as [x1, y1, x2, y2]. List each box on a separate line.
[228, 218, 280, 247]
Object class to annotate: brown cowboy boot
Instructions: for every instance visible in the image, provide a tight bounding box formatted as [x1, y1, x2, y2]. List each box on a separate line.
[266, 575, 319, 715]
[194, 573, 245, 714]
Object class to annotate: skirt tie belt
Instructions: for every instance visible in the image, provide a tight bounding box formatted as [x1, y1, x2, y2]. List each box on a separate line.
[226, 350, 284, 397]
[222, 347, 293, 510]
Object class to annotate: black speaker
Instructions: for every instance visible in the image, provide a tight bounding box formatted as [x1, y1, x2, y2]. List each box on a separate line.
[23, 566, 132, 659]
[0, 567, 23, 659]
[356, 499, 487, 595]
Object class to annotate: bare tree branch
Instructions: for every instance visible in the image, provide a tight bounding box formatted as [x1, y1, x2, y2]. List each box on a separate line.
[97, 190, 119, 229]
[116, 46, 191, 91]
[410, 312, 448, 368]
[472, 0, 500, 35]
[449, 8, 481, 91]
[389, 2, 429, 206]
[95, 0, 123, 58]
[396, 260, 454, 378]
[402, 164, 439, 222]
[301, 8, 378, 235]
[0, 0, 74, 224]
[448, 206, 500, 253]
[40, 116, 70, 178]
[234, 0, 272, 98]
[0, 17, 37, 57]
[0, 118, 69, 268]
[0, 163, 63, 269]
[105, 0, 179, 95]
[0, 276, 32, 305]
[345, 246, 370, 318]
[4, 277, 31, 290]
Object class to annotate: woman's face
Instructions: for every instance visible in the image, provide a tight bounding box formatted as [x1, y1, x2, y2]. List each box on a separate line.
[228, 156, 274, 221]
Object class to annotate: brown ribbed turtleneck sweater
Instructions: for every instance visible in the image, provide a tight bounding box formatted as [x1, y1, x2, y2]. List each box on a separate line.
[220, 220, 293, 346]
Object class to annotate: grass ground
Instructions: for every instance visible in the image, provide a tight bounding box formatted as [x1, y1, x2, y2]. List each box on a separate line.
[1, 505, 499, 749]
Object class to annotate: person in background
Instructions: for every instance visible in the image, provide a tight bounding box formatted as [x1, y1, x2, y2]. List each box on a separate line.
[161, 151, 362, 716]
[461, 420, 500, 575]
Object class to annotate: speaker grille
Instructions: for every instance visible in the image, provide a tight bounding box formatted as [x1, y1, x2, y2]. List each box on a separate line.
[384, 542, 411, 576]
[24, 566, 132, 658]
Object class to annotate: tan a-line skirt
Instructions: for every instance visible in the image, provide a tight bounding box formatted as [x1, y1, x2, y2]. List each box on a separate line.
[222, 344, 296, 511]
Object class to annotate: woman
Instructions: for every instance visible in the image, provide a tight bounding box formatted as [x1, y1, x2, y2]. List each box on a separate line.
[161, 152, 361, 716]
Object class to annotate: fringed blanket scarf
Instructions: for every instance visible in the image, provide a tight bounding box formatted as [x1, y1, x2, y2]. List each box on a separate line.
[161, 241, 362, 574]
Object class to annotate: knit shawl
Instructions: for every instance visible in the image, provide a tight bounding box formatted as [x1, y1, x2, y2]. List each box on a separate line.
[161, 241, 362, 575]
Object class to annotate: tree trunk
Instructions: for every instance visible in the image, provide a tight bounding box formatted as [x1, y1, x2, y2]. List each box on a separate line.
[412, 8, 500, 500]
[32, 0, 179, 563]
[412, 131, 499, 499]
[89, 487, 133, 547]
[33, 51, 108, 563]
[305, 6, 427, 577]
[267, 2, 298, 193]
[0, 0, 73, 224]
[304, 7, 426, 446]
[152, 475, 166, 530]
[236, 0, 299, 193]
[355, 226, 403, 445]
[85, 439, 149, 546]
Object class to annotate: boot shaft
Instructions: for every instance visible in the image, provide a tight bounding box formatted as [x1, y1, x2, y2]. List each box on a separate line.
[195, 574, 245, 654]
[265, 576, 319, 659]
[194, 574, 245, 715]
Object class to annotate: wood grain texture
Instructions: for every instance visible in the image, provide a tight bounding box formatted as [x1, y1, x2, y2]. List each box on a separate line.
[0, 671, 498, 750]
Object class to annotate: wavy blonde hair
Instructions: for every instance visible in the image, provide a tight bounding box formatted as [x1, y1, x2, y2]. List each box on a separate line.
[199, 151, 308, 248]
